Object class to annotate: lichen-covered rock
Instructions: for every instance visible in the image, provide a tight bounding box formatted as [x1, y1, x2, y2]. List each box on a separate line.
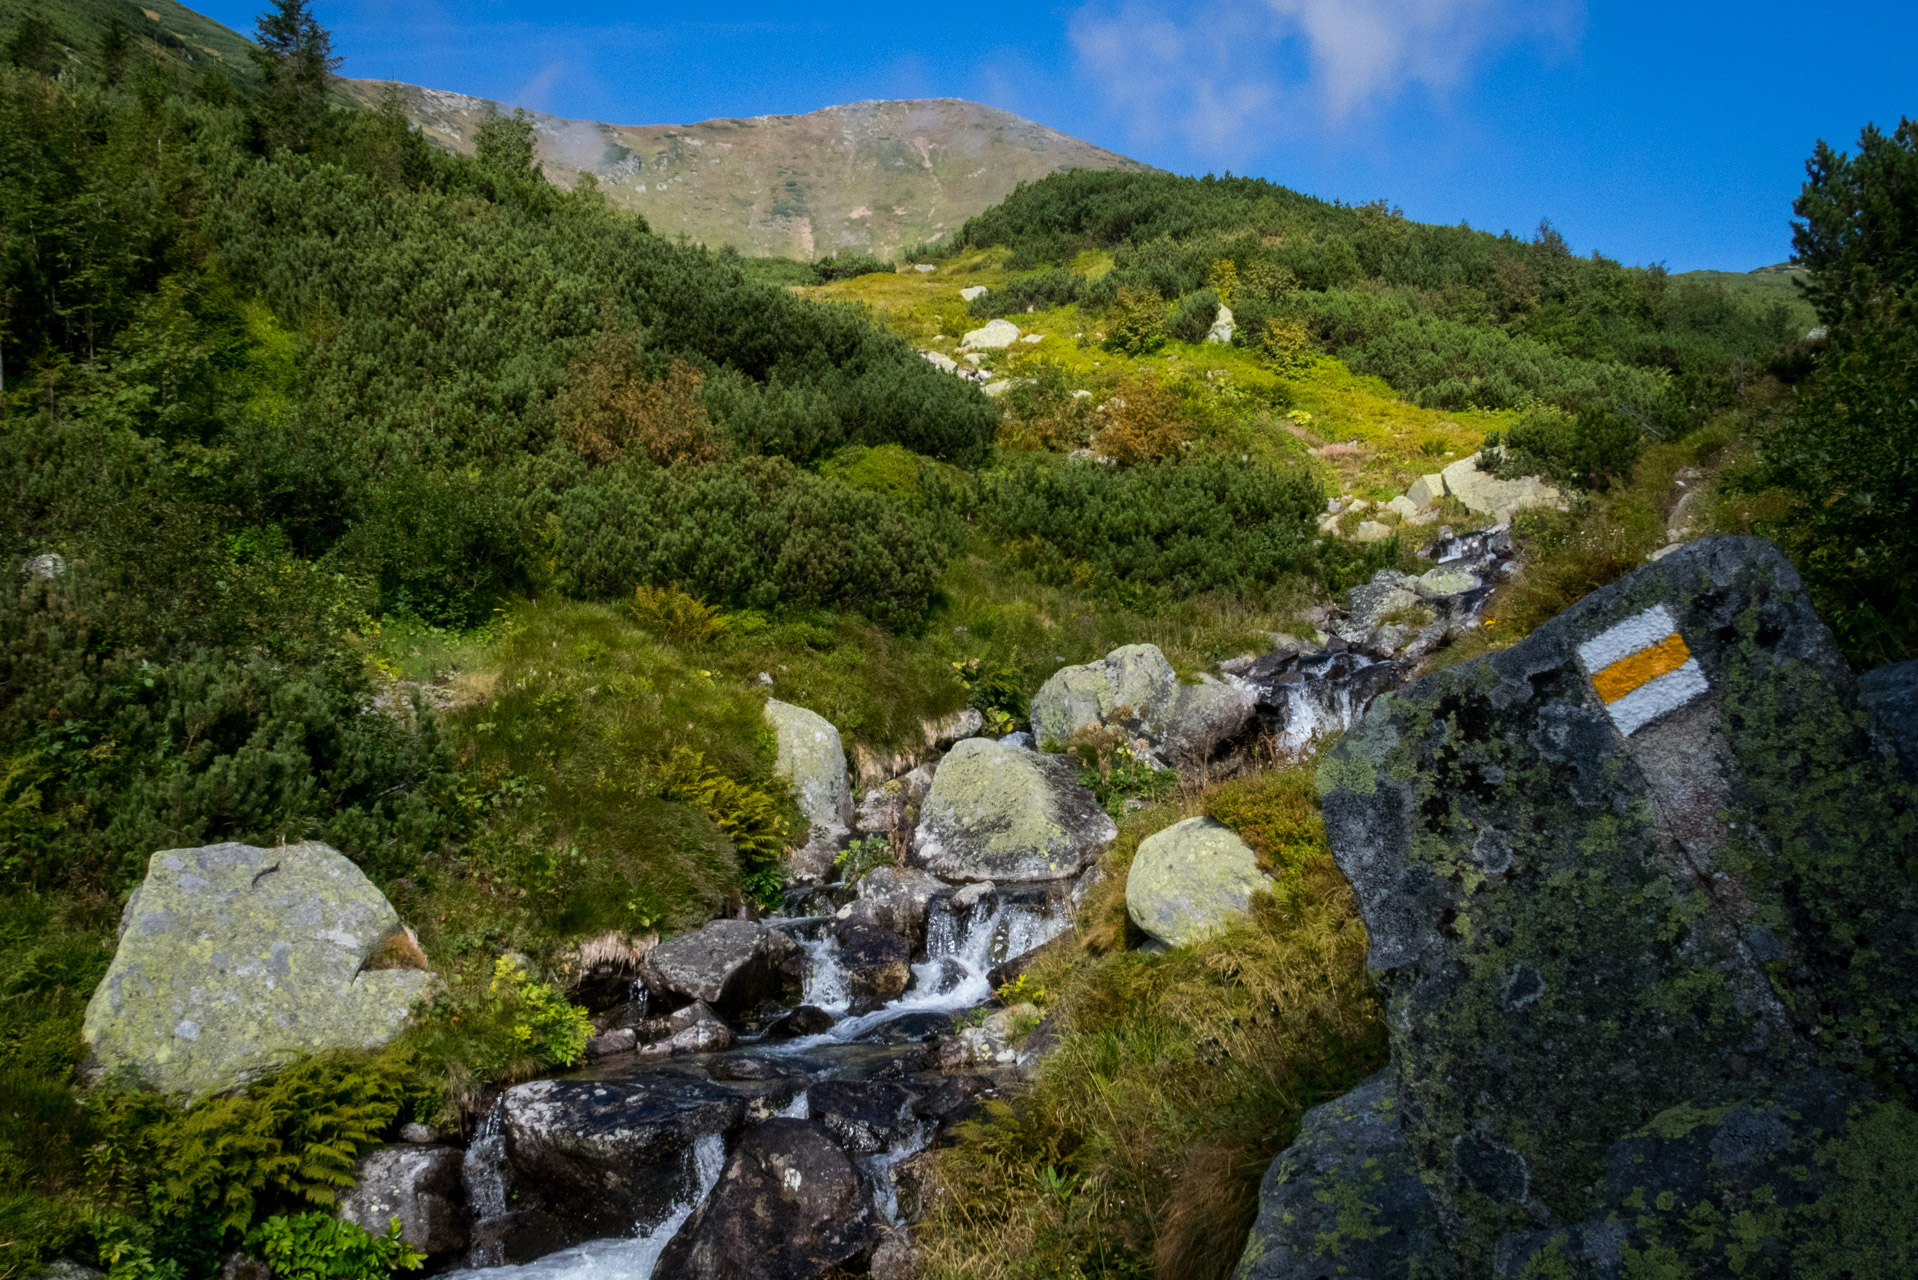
[83, 841, 430, 1097]
[911, 737, 1116, 883]
[1234, 1071, 1448, 1280]
[846, 866, 945, 950]
[1029, 643, 1254, 767]
[336, 1145, 468, 1256]
[1316, 536, 1918, 1266]
[764, 698, 854, 883]
[1493, 1070, 1918, 1278]
[1439, 453, 1565, 521]
[961, 318, 1020, 349]
[641, 919, 781, 1017]
[634, 999, 734, 1057]
[654, 1118, 875, 1280]
[1125, 817, 1273, 948]
[1861, 657, 1918, 778]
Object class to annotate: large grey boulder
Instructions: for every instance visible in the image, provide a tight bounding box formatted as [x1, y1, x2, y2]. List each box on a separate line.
[654, 1119, 875, 1280]
[911, 738, 1116, 883]
[1861, 657, 1918, 777]
[961, 318, 1020, 349]
[1233, 1071, 1447, 1280]
[1126, 817, 1273, 948]
[336, 1145, 468, 1256]
[1314, 536, 1918, 1268]
[764, 698, 854, 883]
[641, 919, 784, 1018]
[83, 841, 430, 1097]
[843, 865, 945, 951]
[1030, 643, 1254, 768]
[833, 920, 912, 1014]
[1439, 453, 1564, 521]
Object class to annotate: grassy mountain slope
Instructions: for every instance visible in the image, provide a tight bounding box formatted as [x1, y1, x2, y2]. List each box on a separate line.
[338, 81, 1156, 258]
[0, 0, 256, 87]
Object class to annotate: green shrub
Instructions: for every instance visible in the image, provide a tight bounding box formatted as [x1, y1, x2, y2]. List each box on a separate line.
[1484, 405, 1647, 491]
[655, 748, 792, 908]
[811, 251, 889, 283]
[835, 835, 894, 882]
[246, 1212, 422, 1280]
[1164, 288, 1221, 344]
[453, 957, 593, 1083]
[1102, 288, 1167, 355]
[979, 455, 1323, 602]
[965, 269, 1085, 319]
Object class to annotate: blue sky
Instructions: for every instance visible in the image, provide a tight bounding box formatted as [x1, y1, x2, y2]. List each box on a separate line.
[201, 0, 1915, 271]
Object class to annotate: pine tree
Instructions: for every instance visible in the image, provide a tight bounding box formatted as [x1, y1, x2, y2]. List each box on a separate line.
[249, 0, 340, 153]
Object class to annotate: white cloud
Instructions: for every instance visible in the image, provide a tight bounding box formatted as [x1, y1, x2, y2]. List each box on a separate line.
[1070, 0, 1582, 155]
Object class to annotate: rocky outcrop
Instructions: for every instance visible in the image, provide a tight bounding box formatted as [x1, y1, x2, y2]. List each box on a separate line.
[642, 919, 786, 1018]
[1439, 453, 1565, 522]
[1205, 304, 1235, 344]
[83, 841, 431, 1097]
[1294, 536, 1918, 1271]
[1125, 817, 1272, 948]
[911, 738, 1116, 883]
[764, 699, 854, 883]
[1030, 643, 1255, 767]
[336, 1145, 468, 1257]
[655, 1119, 876, 1280]
[1233, 1071, 1447, 1280]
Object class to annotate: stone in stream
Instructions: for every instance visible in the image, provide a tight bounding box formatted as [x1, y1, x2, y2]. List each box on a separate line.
[82, 841, 431, 1097]
[635, 999, 733, 1058]
[1029, 643, 1255, 768]
[911, 737, 1116, 883]
[763, 1004, 835, 1039]
[641, 919, 784, 1018]
[1301, 536, 1918, 1269]
[1232, 1070, 1445, 1280]
[469, 1069, 776, 1263]
[763, 698, 855, 883]
[809, 1080, 919, 1154]
[842, 865, 946, 951]
[908, 1073, 995, 1126]
[833, 920, 912, 1015]
[1125, 816, 1274, 948]
[865, 1010, 957, 1043]
[335, 1145, 469, 1257]
[654, 1118, 876, 1280]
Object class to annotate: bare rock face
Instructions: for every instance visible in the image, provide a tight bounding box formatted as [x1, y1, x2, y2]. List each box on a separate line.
[335, 1145, 468, 1257]
[83, 841, 430, 1097]
[654, 1119, 876, 1280]
[1296, 536, 1918, 1271]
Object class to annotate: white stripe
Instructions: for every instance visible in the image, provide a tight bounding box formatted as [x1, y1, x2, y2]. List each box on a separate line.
[1577, 604, 1680, 673]
[1605, 659, 1708, 735]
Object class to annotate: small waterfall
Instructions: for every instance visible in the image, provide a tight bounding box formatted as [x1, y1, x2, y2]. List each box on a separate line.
[861, 1118, 935, 1227]
[442, 1133, 726, 1280]
[777, 1089, 810, 1119]
[460, 1102, 510, 1268]
[798, 931, 851, 1014]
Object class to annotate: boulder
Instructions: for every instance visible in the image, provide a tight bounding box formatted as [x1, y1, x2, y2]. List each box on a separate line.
[1233, 1071, 1446, 1280]
[1205, 304, 1235, 344]
[1406, 473, 1445, 507]
[1439, 453, 1564, 522]
[919, 350, 958, 374]
[764, 1004, 835, 1039]
[654, 1119, 875, 1280]
[1353, 520, 1394, 542]
[1126, 817, 1273, 948]
[936, 1003, 1040, 1070]
[82, 841, 430, 1097]
[1412, 566, 1480, 599]
[1315, 536, 1918, 1267]
[1029, 643, 1255, 767]
[959, 285, 988, 301]
[809, 1080, 919, 1154]
[1861, 658, 1918, 778]
[834, 920, 911, 1014]
[961, 318, 1020, 349]
[336, 1145, 468, 1256]
[849, 866, 945, 950]
[911, 738, 1116, 883]
[764, 699, 854, 883]
[871, 1232, 920, 1280]
[635, 999, 733, 1057]
[642, 919, 781, 1017]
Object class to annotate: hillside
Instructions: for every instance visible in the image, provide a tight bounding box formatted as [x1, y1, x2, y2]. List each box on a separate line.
[0, 0, 257, 86]
[339, 81, 1155, 258]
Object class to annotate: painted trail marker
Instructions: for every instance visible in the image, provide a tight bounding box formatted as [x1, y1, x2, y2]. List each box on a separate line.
[1576, 604, 1709, 735]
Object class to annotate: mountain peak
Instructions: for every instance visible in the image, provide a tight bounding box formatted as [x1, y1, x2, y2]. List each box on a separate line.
[342, 82, 1153, 258]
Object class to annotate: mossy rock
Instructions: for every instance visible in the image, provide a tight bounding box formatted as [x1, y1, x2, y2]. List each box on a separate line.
[83, 841, 430, 1097]
[764, 698, 853, 883]
[911, 737, 1115, 882]
[1126, 816, 1273, 948]
[1315, 536, 1918, 1266]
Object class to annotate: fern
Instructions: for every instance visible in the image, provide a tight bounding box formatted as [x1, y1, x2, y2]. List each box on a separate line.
[655, 748, 792, 906]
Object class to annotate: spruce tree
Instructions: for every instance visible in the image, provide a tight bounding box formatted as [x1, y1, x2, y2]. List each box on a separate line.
[249, 0, 340, 153]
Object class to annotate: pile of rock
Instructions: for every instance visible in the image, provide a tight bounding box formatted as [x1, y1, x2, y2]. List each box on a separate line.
[1240, 537, 1918, 1276]
[1320, 454, 1566, 541]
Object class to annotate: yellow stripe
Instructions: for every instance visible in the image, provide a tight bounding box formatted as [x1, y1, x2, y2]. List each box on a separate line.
[1592, 633, 1691, 704]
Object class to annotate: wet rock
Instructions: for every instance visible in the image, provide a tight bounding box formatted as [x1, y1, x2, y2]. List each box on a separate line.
[584, 1027, 636, 1058]
[336, 1144, 468, 1256]
[850, 866, 946, 951]
[763, 1004, 836, 1039]
[912, 738, 1116, 883]
[1861, 657, 1918, 778]
[1029, 643, 1255, 768]
[710, 1055, 781, 1082]
[655, 1119, 875, 1280]
[917, 955, 970, 996]
[475, 1073, 750, 1259]
[563, 930, 657, 1011]
[909, 1073, 994, 1126]
[635, 1000, 734, 1058]
[764, 699, 855, 883]
[1126, 816, 1273, 948]
[82, 841, 430, 1097]
[835, 921, 912, 1015]
[863, 1011, 956, 1043]
[1234, 1070, 1446, 1280]
[642, 919, 781, 1018]
[985, 929, 1072, 997]
[871, 1231, 920, 1280]
[810, 1080, 920, 1154]
[1316, 536, 1918, 1266]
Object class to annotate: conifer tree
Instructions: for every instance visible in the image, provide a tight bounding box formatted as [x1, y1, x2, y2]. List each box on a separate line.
[249, 0, 339, 153]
